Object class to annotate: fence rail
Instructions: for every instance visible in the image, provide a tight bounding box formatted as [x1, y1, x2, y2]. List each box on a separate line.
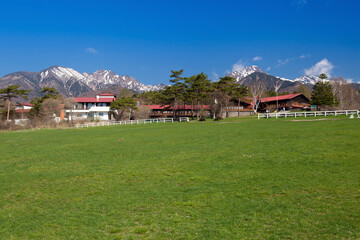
[75, 118, 174, 128]
[179, 117, 189, 122]
[258, 110, 360, 119]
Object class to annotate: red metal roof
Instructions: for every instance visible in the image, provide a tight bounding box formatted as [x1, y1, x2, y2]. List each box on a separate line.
[142, 105, 211, 110]
[261, 93, 304, 103]
[291, 104, 306, 108]
[16, 102, 33, 107]
[15, 109, 31, 113]
[74, 97, 115, 103]
[98, 93, 115, 96]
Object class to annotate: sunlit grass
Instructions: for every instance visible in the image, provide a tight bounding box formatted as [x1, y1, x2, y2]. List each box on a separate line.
[0, 118, 359, 239]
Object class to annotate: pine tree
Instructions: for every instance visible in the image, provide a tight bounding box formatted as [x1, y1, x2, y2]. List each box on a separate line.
[29, 87, 61, 118]
[234, 85, 249, 117]
[0, 85, 31, 121]
[185, 73, 211, 120]
[163, 70, 185, 119]
[311, 74, 337, 110]
[110, 97, 138, 121]
[214, 76, 238, 118]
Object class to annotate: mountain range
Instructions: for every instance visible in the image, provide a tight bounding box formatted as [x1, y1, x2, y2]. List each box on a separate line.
[0, 65, 357, 100]
[226, 65, 325, 92]
[0, 66, 166, 99]
[226, 65, 360, 93]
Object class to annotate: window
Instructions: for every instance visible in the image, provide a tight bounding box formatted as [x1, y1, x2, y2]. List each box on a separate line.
[99, 112, 104, 116]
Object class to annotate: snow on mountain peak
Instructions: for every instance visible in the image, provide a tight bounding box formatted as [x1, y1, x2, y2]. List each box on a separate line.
[50, 66, 84, 80]
[39, 66, 84, 83]
[226, 64, 329, 86]
[227, 65, 265, 81]
[293, 75, 328, 85]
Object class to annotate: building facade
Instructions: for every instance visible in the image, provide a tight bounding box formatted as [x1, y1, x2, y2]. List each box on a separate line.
[143, 105, 211, 118]
[66, 93, 116, 121]
[260, 93, 310, 112]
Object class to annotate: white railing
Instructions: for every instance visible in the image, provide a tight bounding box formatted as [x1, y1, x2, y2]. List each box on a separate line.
[179, 117, 189, 122]
[258, 110, 360, 119]
[75, 118, 173, 128]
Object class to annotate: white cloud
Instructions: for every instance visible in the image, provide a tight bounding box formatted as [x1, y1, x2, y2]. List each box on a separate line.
[345, 78, 353, 83]
[300, 54, 311, 59]
[277, 58, 294, 67]
[305, 58, 334, 76]
[266, 67, 271, 71]
[85, 47, 98, 54]
[252, 56, 263, 61]
[232, 60, 246, 72]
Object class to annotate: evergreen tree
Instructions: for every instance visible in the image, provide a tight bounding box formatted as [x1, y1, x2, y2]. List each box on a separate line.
[0, 85, 31, 121]
[185, 73, 211, 120]
[30, 87, 61, 118]
[40, 87, 60, 100]
[311, 75, 337, 110]
[234, 85, 249, 117]
[110, 97, 138, 121]
[161, 70, 186, 119]
[213, 76, 238, 118]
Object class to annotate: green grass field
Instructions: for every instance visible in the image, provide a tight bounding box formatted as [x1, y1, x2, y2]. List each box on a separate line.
[0, 118, 359, 239]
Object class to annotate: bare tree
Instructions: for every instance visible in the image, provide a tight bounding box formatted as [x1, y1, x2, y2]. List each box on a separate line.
[331, 77, 347, 109]
[331, 77, 360, 109]
[41, 98, 62, 120]
[273, 80, 283, 111]
[250, 80, 266, 113]
[133, 106, 151, 119]
[64, 98, 77, 124]
[273, 80, 283, 93]
[211, 89, 227, 119]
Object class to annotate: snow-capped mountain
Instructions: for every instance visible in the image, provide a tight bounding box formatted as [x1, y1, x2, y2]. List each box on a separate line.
[82, 69, 165, 92]
[40, 66, 84, 83]
[226, 65, 331, 87]
[227, 65, 265, 81]
[225, 65, 338, 93]
[0, 66, 166, 99]
[293, 75, 326, 85]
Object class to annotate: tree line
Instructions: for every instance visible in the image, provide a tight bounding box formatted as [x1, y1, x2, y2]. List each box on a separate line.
[136, 70, 250, 120]
[1, 71, 360, 126]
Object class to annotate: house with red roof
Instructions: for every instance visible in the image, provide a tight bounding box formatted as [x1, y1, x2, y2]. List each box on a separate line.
[259, 93, 310, 112]
[231, 93, 310, 113]
[65, 93, 116, 120]
[14, 102, 33, 119]
[143, 105, 211, 118]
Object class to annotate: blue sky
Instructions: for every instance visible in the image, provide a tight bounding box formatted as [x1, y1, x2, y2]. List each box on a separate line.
[0, 0, 359, 84]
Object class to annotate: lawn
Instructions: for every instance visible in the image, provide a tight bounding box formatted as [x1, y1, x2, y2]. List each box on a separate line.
[0, 118, 359, 239]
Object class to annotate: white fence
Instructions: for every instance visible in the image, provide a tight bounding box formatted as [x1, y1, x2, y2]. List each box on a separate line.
[75, 118, 174, 128]
[179, 117, 189, 122]
[258, 110, 360, 119]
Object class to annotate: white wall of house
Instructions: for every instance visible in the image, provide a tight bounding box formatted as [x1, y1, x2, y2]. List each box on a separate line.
[66, 109, 111, 121]
[15, 105, 32, 110]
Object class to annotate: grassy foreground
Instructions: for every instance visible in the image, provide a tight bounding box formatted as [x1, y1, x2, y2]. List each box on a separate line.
[0, 118, 359, 239]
